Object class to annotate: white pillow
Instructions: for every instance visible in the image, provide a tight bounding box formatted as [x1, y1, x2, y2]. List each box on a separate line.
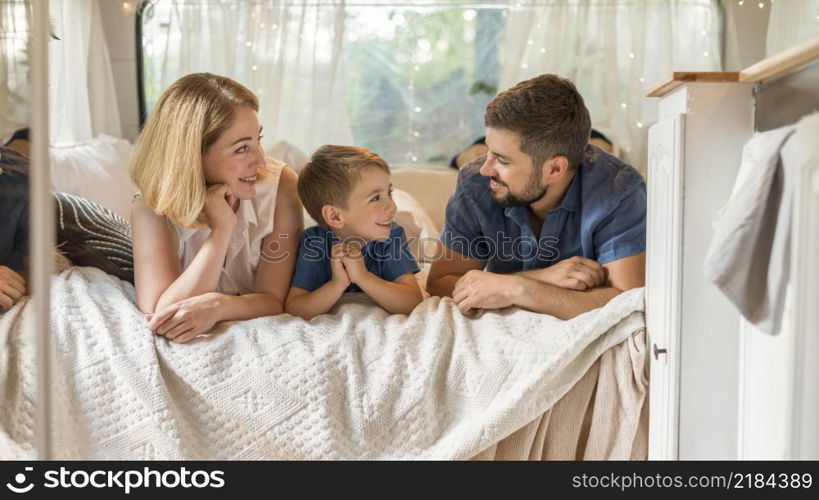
[49, 135, 137, 223]
[268, 140, 309, 173]
[391, 188, 441, 264]
[390, 166, 458, 231]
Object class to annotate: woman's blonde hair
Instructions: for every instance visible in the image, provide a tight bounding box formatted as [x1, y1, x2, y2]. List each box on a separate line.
[129, 73, 260, 228]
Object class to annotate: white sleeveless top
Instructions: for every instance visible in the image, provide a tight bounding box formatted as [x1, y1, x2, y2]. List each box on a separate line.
[172, 158, 285, 295]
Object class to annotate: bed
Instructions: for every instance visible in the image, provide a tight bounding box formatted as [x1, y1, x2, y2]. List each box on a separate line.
[0, 267, 646, 460]
[1, 150, 648, 460]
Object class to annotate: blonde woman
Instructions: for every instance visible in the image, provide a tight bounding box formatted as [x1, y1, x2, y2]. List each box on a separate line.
[130, 73, 303, 343]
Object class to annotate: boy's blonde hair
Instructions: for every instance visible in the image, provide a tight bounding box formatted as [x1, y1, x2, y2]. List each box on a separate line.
[298, 145, 390, 228]
[129, 73, 263, 228]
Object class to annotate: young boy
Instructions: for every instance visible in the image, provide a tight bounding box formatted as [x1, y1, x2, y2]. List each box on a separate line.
[285, 145, 423, 320]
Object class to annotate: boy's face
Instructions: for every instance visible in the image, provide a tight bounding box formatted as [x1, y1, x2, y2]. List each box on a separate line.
[333, 166, 396, 241]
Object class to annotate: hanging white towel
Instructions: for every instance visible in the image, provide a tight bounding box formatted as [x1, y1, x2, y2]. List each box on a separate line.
[703, 124, 796, 335]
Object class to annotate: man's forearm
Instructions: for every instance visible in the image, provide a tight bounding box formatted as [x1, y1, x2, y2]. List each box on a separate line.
[426, 274, 462, 298]
[510, 276, 621, 320]
[516, 267, 549, 281]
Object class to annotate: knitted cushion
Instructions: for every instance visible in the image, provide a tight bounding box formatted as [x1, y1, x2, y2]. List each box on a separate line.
[54, 191, 134, 283]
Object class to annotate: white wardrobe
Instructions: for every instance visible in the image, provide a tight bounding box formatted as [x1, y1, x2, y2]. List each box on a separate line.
[645, 39, 819, 460]
[646, 76, 754, 459]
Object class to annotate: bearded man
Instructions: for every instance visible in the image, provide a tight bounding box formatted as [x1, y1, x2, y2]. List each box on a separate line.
[427, 74, 646, 319]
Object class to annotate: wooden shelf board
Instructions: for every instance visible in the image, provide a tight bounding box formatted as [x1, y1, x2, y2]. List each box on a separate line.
[647, 72, 740, 98]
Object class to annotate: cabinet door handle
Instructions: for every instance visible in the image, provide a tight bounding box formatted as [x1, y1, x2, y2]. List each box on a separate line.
[653, 343, 668, 360]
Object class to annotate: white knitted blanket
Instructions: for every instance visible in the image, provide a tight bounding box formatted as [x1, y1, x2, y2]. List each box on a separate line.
[0, 267, 645, 459]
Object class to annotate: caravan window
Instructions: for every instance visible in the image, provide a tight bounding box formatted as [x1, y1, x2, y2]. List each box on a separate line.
[138, 0, 505, 167]
[134, 0, 723, 170]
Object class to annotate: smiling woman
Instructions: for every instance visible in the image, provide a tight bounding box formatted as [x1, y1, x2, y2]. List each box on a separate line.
[128, 73, 304, 343]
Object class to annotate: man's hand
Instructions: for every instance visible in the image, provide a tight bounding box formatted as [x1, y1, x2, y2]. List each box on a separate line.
[526, 256, 606, 290]
[0, 266, 27, 312]
[146, 292, 224, 343]
[452, 270, 519, 316]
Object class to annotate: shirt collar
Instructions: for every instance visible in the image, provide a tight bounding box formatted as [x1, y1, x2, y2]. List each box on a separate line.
[502, 206, 528, 229]
[239, 198, 258, 227]
[558, 167, 582, 213]
[326, 228, 339, 245]
[177, 199, 256, 247]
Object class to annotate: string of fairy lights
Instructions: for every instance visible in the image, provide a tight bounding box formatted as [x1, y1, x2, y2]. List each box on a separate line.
[122, 0, 816, 162]
[737, 0, 770, 8]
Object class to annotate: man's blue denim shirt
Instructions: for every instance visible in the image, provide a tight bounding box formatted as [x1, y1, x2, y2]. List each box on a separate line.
[441, 145, 646, 273]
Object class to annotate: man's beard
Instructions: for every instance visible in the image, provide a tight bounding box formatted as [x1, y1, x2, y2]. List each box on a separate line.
[489, 169, 547, 207]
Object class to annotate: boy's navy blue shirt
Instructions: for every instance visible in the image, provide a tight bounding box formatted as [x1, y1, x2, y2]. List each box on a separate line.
[0, 147, 29, 271]
[291, 223, 420, 293]
[441, 145, 646, 273]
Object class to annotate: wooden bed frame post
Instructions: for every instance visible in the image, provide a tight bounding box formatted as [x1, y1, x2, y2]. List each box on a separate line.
[31, 0, 54, 460]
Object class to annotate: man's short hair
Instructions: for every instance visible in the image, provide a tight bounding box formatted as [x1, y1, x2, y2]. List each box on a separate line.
[298, 145, 391, 228]
[484, 74, 591, 170]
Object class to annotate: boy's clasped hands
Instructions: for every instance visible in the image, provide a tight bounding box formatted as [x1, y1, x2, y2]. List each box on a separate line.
[329, 241, 367, 289]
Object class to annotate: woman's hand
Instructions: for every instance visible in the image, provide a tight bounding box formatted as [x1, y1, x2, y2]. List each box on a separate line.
[203, 184, 237, 233]
[0, 266, 26, 312]
[146, 292, 224, 343]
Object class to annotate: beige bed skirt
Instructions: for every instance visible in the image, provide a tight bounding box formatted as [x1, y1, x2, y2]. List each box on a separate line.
[471, 329, 649, 461]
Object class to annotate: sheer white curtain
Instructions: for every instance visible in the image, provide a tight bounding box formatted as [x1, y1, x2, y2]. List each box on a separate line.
[340, 1, 505, 166]
[500, 0, 722, 173]
[0, 0, 121, 144]
[766, 0, 819, 57]
[48, 0, 122, 144]
[0, 0, 31, 140]
[141, 0, 352, 155]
